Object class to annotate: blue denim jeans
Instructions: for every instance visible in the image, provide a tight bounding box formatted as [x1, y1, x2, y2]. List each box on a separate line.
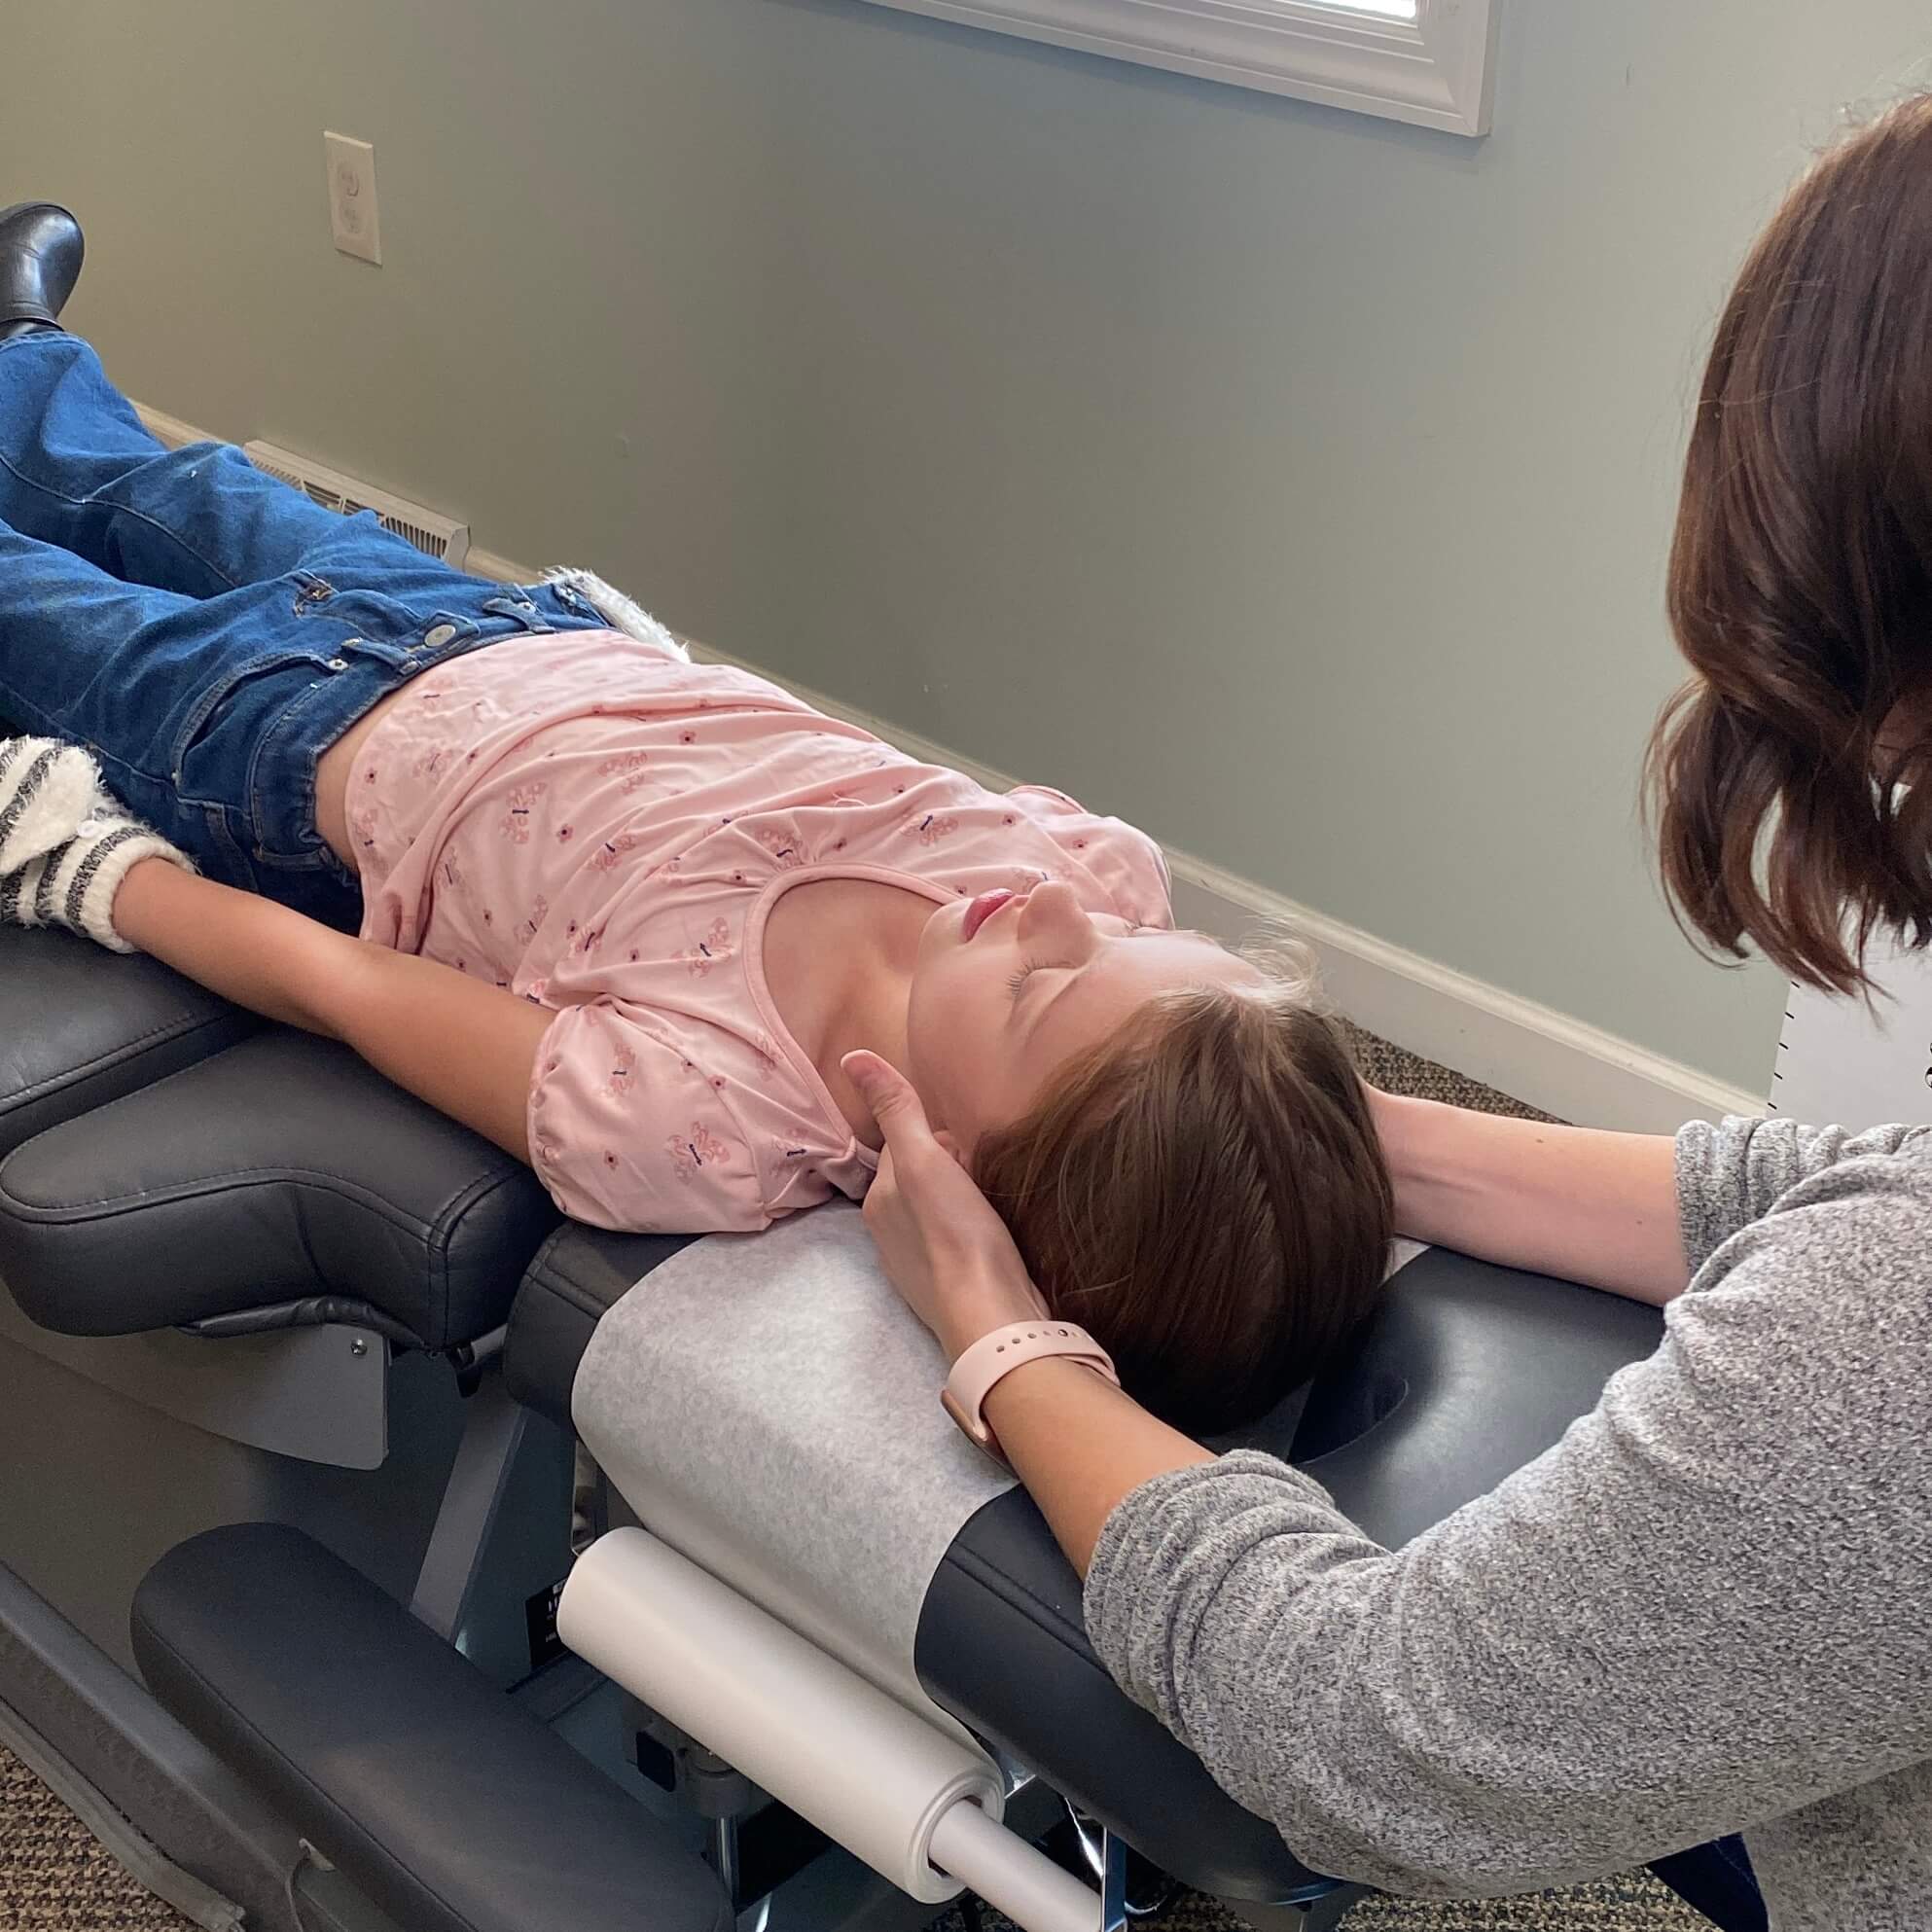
[0, 332, 613, 927]
[1650, 1834, 1767, 1932]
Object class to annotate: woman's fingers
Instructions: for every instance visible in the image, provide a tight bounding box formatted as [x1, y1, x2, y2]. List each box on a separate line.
[842, 1055, 971, 1177]
[842, 1050, 1046, 1357]
[843, 1051, 944, 1165]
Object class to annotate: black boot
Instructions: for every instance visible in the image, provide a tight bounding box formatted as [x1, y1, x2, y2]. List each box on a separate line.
[0, 202, 84, 343]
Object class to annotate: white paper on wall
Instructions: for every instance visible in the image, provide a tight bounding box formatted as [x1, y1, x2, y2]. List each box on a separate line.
[1770, 932, 1932, 1128]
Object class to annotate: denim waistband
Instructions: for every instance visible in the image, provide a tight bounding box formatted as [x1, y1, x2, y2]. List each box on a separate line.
[225, 577, 611, 923]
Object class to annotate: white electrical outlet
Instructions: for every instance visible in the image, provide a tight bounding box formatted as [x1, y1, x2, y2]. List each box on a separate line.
[324, 132, 381, 265]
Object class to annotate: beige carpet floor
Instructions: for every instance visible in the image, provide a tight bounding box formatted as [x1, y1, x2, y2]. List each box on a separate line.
[0, 1748, 197, 1931]
[0, 1030, 1708, 1931]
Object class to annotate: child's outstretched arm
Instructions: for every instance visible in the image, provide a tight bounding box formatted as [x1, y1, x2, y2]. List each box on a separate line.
[115, 858, 553, 1162]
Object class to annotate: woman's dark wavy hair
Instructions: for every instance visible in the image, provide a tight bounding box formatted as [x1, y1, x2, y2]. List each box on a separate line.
[1648, 94, 1932, 995]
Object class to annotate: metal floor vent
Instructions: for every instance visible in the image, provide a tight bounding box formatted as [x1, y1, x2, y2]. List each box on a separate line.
[242, 440, 471, 569]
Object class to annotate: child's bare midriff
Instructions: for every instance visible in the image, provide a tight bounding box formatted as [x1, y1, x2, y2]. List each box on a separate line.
[315, 684, 412, 873]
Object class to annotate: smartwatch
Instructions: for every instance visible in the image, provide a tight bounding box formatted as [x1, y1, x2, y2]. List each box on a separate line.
[942, 1320, 1119, 1463]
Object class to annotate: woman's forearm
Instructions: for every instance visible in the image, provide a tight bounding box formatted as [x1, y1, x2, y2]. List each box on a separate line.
[983, 1359, 1212, 1577]
[113, 858, 553, 1159]
[1374, 1093, 1688, 1305]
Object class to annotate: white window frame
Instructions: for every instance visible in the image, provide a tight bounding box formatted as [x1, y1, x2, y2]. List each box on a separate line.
[855, 0, 1499, 137]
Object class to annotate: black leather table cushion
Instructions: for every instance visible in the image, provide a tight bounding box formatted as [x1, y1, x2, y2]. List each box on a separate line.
[509, 1235, 1662, 1902]
[506, 1224, 699, 1425]
[0, 927, 250, 1159]
[134, 1523, 733, 1932]
[0, 1028, 559, 1351]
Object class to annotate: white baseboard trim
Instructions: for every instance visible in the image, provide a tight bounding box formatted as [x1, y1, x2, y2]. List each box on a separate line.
[132, 404, 210, 450]
[464, 546, 530, 585]
[128, 408, 1761, 1130]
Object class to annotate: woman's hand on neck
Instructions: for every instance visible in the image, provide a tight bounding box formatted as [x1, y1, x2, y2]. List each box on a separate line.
[821, 969, 916, 1152]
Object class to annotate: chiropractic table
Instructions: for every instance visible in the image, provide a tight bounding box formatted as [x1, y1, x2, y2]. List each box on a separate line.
[0, 921, 1662, 1932]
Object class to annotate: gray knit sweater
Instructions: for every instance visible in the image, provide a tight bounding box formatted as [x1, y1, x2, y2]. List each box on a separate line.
[1086, 1119, 1932, 1929]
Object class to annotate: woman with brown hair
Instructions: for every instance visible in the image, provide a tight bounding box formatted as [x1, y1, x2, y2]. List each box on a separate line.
[847, 94, 1932, 1932]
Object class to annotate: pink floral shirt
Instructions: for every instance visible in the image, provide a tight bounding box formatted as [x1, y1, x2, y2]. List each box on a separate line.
[350, 630, 1171, 1233]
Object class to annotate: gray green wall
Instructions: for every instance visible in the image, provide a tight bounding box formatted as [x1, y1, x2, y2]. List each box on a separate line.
[10, 0, 1929, 1089]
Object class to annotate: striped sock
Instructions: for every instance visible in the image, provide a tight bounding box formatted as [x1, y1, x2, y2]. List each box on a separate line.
[1, 813, 194, 952]
[0, 737, 113, 875]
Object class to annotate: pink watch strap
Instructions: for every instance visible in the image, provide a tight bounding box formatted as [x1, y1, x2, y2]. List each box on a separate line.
[942, 1320, 1120, 1462]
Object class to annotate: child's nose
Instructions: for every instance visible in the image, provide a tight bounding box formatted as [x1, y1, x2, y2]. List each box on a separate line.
[1018, 879, 1088, 945]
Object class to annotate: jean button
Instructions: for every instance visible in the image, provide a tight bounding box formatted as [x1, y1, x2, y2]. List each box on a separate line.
[326, 658, 349, 672]
[424, 622, 458, 649]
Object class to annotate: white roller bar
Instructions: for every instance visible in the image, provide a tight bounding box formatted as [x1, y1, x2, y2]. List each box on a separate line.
[559, 1527, 1102, 1932]
[929, 1798, 1108, 1932]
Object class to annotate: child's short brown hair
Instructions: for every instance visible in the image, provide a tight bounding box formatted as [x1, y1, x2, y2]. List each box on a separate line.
[971, 948, 1392, 1436]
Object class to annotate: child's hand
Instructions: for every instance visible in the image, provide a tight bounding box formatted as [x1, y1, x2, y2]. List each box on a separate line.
[842, 1051, 1048, 1363]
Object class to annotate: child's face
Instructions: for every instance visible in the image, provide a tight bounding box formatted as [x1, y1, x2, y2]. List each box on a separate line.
[902, 879, 1260, 1150]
